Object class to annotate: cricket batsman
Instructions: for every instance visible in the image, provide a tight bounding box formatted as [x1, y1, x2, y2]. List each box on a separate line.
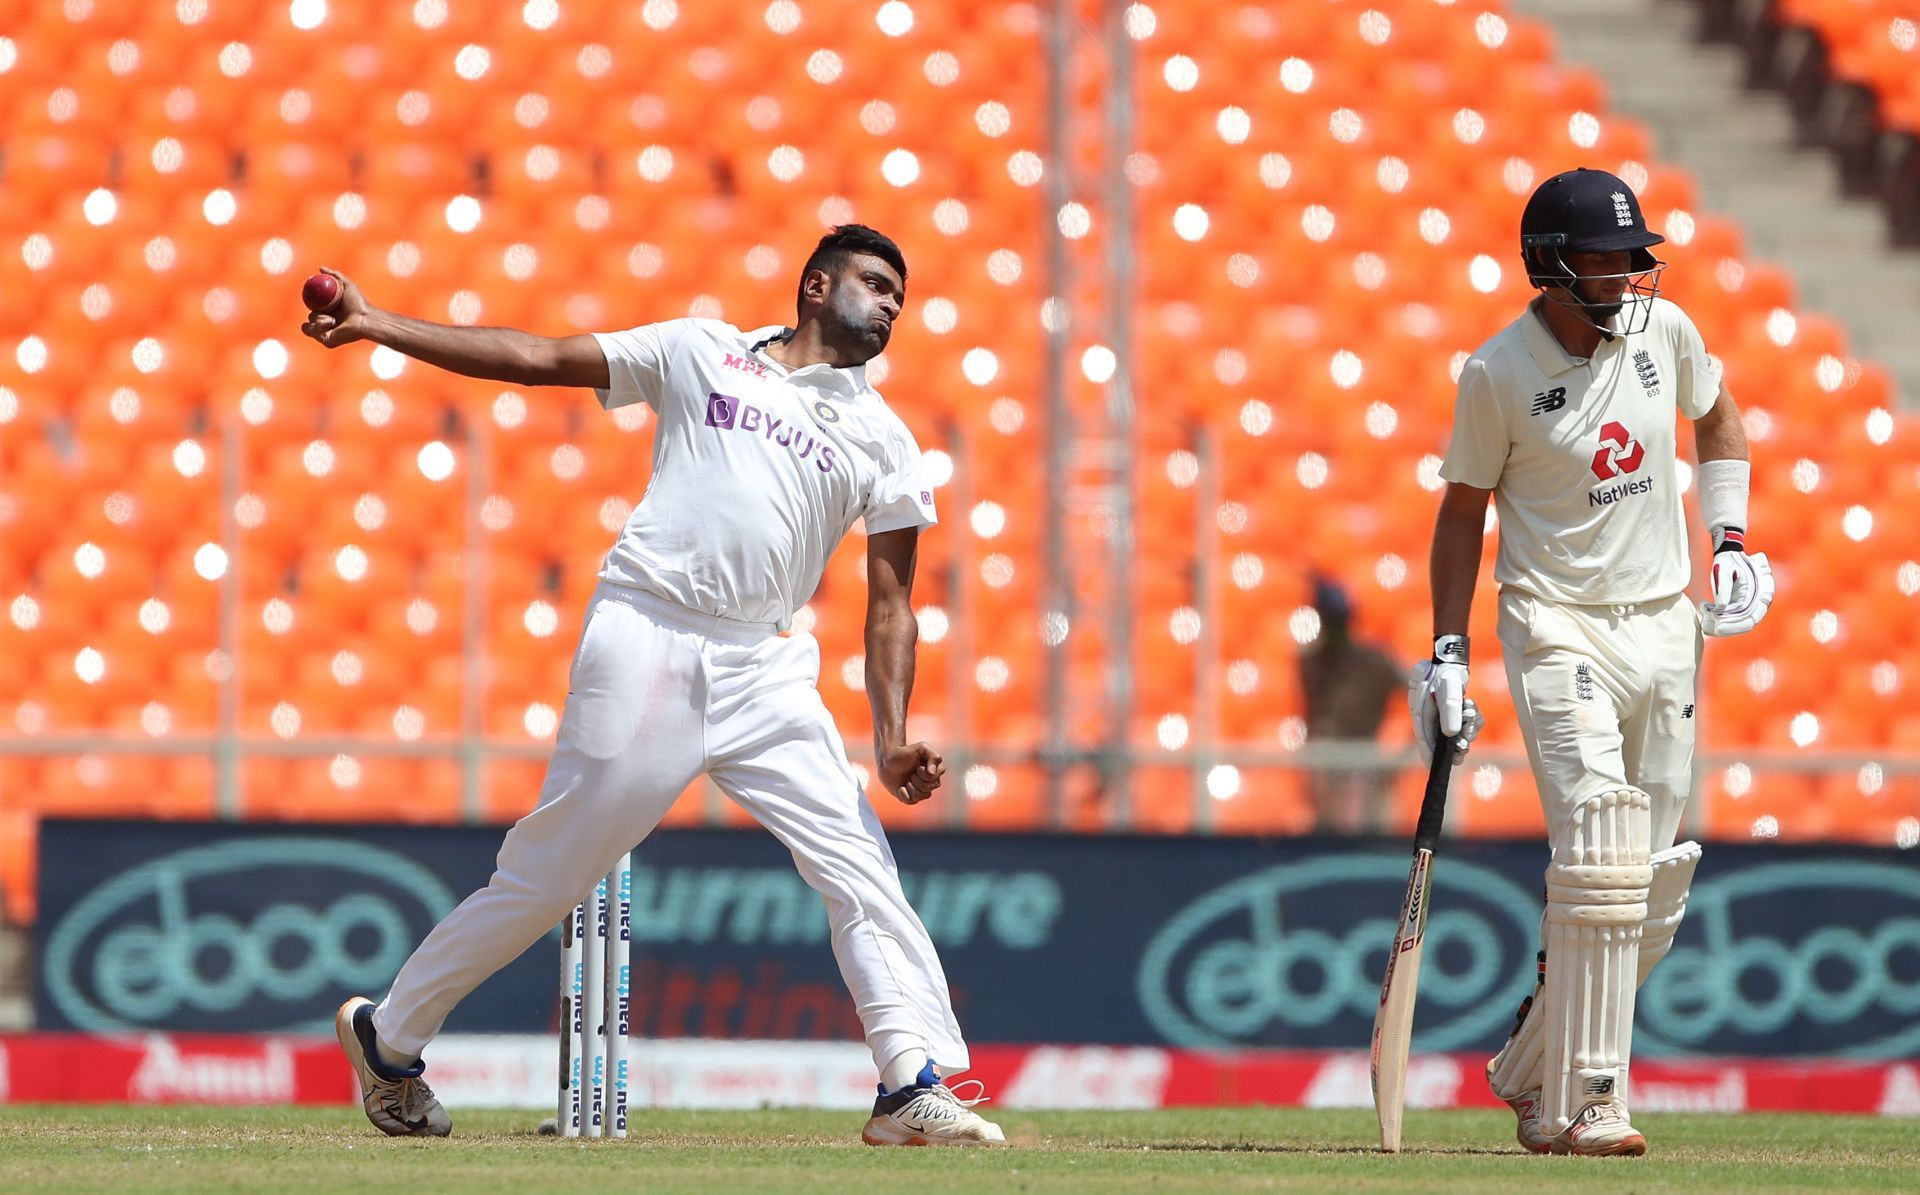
[1409, 168, 1774, 1155]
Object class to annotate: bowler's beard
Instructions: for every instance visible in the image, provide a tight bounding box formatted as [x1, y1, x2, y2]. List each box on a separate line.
[819, 292, 889, 364]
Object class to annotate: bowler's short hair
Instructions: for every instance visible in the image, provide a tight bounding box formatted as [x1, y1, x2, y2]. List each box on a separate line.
[797, 225, 907, 312]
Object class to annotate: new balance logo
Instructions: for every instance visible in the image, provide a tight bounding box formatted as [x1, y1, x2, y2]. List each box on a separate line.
[1585, 1075, 1616, 1098]
[1683, 704, 1695, 719]
[1530, 387, 1567, 416]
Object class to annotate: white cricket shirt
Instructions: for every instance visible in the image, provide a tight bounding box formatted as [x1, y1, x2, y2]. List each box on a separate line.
[1440, 296, 1722, 605]
[591, 319, 938, 630]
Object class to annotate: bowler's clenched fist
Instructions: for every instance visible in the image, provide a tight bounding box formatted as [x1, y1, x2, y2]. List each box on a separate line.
[878, 742, 945, 805]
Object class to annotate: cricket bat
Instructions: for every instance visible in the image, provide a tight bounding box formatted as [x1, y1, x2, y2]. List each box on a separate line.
[1370, 731, 1457, 1153]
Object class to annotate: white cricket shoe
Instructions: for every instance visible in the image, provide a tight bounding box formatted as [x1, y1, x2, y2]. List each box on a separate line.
[335, 997, 452, 1138]
[861, 1079, 1007, 1147]
[1500, 1087, 1553, 1154]
[1549, 1101, 1647, 1157]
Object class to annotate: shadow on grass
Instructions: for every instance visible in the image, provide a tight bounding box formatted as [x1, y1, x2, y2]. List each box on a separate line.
[1127, 1141, 1520, 1158]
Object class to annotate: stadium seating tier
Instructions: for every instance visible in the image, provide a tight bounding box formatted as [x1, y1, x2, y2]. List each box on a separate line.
[3, 0, 1919, 921]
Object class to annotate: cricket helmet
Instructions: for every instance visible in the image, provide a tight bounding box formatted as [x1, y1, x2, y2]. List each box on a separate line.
[1519, 167, 1666, 335]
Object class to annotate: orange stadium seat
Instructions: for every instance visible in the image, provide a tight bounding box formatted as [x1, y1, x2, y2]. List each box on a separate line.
[1, 0, 1912, 865]
[0, 807, 38, 923]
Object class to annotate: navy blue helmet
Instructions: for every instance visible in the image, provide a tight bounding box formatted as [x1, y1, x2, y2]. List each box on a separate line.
[1519, 168, 1666, 336]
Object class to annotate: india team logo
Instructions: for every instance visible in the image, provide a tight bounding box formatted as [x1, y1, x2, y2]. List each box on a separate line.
[1590, 421, 1645, 481]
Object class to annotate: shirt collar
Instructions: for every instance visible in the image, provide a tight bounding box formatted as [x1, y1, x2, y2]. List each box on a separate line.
[746, 325, 790, 355]
[1521, 301, 1589, 378]
[745, 325, 873, 397]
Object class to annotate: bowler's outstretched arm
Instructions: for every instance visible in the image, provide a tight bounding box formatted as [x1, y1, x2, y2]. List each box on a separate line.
[299, 267, 610, 389]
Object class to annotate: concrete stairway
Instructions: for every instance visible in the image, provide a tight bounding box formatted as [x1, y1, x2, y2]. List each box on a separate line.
[1514, 0, 1920, 405]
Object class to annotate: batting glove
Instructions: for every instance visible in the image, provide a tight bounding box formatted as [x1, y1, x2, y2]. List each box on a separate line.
[1409, 635, 1483, 764]
[1700, 530, 1774, 637]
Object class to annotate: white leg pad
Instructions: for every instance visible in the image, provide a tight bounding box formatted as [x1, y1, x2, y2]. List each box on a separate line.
[1486, 945, 1546, 1103]
[1637, 840, 1701, 980]
[1488, 840, 1701, 1103]
[1541, 789, 1651, 1134]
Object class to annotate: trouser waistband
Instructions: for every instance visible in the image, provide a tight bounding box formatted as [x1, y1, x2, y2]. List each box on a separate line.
[594, 581, 780, 645]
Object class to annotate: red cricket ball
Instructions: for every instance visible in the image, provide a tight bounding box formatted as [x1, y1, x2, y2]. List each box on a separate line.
[302, 271, 342, 314]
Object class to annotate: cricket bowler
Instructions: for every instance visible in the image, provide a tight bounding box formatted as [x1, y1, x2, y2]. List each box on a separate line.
[302, 224, 1004, 1147]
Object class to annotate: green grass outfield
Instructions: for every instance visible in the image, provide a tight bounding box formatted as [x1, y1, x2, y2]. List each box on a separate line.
[2, 1105, 1914, 1194]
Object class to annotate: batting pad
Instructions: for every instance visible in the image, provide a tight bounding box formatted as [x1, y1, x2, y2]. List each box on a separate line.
[1541, 789, 1652, 1134]
[1486, 838, 1701, 1103]
[1636, 840, 1702, 976]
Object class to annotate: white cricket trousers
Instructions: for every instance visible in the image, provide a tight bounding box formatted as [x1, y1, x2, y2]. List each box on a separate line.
[1498, 588, 1702, 852]
[373, 581, 971, 1075]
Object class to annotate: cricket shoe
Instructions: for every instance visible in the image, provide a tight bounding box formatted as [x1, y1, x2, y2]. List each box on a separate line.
[335, 997, 452, 1137]
[1485, 1055, 1551, 1154]
[862, 1075, 1006, 1147]
[1499, 1086, 1553, 1154]
[1548, 1101, 1647, 1157]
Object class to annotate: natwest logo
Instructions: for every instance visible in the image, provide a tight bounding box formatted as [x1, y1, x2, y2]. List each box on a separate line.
[1590, 421, 1645, 481]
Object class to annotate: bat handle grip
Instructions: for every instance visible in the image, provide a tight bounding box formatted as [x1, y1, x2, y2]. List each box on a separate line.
[1412, 728, 1454, 852]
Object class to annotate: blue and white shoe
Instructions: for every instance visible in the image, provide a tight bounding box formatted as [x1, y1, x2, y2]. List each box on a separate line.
[861, 1063, 1006, 1147]
[335, 997, 452, 1137]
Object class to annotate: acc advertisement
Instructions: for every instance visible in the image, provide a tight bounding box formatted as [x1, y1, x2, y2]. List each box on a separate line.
[34, 820, 1920, 1057]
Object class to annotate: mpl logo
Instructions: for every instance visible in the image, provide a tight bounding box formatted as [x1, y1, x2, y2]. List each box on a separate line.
[1135, 856, 1538, 1050]
[1590, 421, 1645, 481]
[721, 352, 773, 379]
[42, 840, 456, 1033]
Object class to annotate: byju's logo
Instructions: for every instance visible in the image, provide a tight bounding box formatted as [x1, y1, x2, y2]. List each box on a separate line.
[1135, 856, 1538, 1050]
[43, 840, 456, 1033]
[1590, 421, 1645, 481]
[705, 392, 839, 473]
